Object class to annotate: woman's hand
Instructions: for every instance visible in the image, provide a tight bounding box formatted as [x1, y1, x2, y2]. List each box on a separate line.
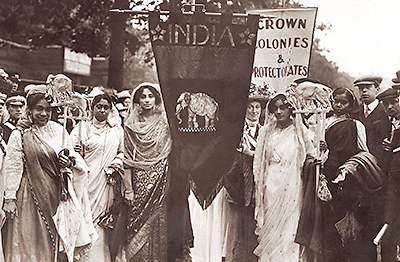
[124, 189, 134, 206]
[74, 144, 84, 156]
[242, 146, 255, 157]
[236, 144, 255, 157]
[382, 138, 394, 152]
[3, 199, 17, 219]
[58, 149, 74, 168]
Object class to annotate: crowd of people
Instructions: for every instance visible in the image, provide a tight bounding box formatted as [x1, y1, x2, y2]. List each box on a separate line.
[0, 69, 399, 262]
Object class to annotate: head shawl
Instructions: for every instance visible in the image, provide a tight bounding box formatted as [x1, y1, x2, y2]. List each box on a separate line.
[123, 82, 172, 170]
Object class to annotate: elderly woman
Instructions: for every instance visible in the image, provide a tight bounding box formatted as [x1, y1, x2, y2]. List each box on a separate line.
[253, 93, 315, 262]
[2, 91, 96, 262]
[71, 93, 124, 262]
[121, 83, 172, 261]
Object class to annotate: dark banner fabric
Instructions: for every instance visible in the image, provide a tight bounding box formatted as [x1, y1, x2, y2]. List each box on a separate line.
[149, 11, 259, 209]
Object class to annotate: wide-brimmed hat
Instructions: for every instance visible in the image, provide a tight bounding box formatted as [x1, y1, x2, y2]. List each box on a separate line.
[248, 82, 275, 103]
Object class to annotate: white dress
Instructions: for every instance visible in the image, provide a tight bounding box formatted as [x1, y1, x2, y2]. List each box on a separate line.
[189, 187, 229, 262]
[71, 119, 124, 262]
[253, 118, 314, 262]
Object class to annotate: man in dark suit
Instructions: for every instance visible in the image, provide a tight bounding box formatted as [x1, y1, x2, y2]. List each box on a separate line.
[375, 86, 400, 261]
[354, 76, 391, 261]
[354, 76, 392, 174]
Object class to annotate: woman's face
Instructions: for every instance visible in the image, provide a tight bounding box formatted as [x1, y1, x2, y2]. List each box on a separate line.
[139, 88, 156, 111]
[123, 97, 131, 107]
[273, 99, 291, 123]
[93, 98, 111, 122]
[246, 101, 262, 121]
[31, 98, 52, 127]
[332, 93, 350, 116]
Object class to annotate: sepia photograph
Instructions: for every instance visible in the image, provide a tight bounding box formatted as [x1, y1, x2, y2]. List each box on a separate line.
[0, 0, 399, 261]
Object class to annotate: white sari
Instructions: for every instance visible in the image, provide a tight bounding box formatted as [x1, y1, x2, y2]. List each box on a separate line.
[71, 118, 124, 262]
[253, 113, 314, 262]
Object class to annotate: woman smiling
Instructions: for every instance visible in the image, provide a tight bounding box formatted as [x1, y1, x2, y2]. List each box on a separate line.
[2, 91, 96, 261]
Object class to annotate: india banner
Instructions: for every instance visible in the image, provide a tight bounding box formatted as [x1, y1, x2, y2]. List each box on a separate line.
[149, 11, 259, 209]
[249, 8, 317, 92]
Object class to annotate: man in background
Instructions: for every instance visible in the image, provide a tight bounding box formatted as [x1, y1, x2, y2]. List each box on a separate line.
[376, 86, 400, 261]
[3, 95, 26, 143]
[354, 76, 391, 174]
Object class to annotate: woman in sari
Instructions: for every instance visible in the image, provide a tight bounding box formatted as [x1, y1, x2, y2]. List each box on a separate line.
[122, 83, 172, 261]
[71, 93, 124, 262]
[253, 93, 315, 262]
[2, 91, 96, 262]
[319, 87, 383, 262]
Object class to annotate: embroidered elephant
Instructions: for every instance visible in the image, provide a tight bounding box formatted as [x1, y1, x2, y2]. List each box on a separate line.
[175, 92, 219, 128]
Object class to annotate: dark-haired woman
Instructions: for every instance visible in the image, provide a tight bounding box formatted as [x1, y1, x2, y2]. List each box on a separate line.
[121, 83, 172, 261]
[320, 87, 383, 262]
[253, 93, 315, 261]
[71, 93, 124, 262]
[2, 92, 96, 262]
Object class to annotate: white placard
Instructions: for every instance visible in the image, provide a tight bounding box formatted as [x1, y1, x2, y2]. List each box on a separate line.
[248, 8, 318, 92]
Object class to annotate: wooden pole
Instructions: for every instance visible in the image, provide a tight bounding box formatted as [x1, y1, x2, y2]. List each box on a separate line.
[108, 0, 129, 91]
[315, 111, 326, 262]
[294, 109, 327, 262]
[62, 106, 68, 149]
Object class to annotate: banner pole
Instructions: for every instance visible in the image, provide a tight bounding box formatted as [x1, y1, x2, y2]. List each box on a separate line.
[109, 8, 275, 18]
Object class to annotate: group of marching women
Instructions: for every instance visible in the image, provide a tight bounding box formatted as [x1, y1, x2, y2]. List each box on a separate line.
[222, 76, 398, 262]
[0, 75, 171, 262]
[0, 71, 398, 262]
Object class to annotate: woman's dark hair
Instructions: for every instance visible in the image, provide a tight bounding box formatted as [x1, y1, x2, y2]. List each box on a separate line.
[331, 87, 355, 109]
[27, 93, 47, 110]
[133, 85, 161, 105]
[91, 93, 113, 110]
[267, 94, 293, 114]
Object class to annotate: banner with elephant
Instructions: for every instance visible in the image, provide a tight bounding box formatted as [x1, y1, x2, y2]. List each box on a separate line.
[149, 11, 259, 209]
[248, 8, 317, 92]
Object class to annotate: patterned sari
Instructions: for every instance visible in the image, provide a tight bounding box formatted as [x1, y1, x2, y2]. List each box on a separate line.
[122, 83, 172, 261]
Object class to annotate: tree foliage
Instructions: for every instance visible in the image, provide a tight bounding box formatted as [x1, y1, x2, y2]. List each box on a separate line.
[0, 0, 302, 57]
[0, 0, 353, 89]
[0, 0, 114, 57]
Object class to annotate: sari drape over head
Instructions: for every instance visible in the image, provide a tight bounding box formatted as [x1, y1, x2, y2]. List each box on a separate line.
[122, 83, 172, 260]
[253, 103, 315, 262]
[123, 83, 172, 171]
